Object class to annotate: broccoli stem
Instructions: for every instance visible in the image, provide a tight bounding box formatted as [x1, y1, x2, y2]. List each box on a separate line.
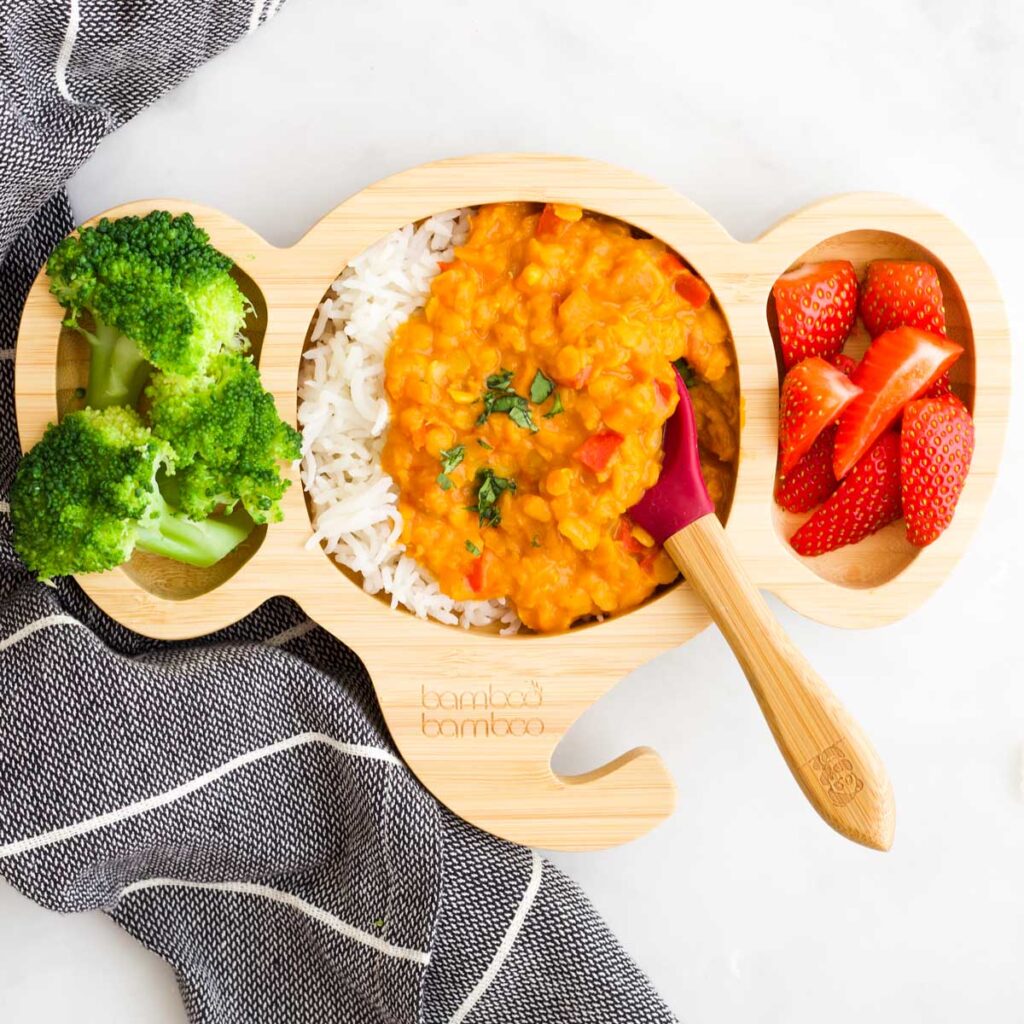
[79, 317, 151, 409]
[136, 491, 254, 568]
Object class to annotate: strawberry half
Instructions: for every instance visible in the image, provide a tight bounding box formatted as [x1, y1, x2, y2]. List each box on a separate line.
[778, 357, 861, 475]
[773, 261, 858, 369]
[830, 353, 859, 377]
[860, 260, 946, 338]
[775, 427, 839, 513]
[833, 327, 963, 480]
[924, 372, 953, 398]
[900, 395, 974, 546]
[790, 432, 902, 556]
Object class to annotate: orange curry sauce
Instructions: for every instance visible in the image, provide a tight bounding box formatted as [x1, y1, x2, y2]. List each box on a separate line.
[382, 203, 738, 632]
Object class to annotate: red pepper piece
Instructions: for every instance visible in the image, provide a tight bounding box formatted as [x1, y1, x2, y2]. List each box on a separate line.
[674, 272, 711, 308]
[574, 431, 624, 473]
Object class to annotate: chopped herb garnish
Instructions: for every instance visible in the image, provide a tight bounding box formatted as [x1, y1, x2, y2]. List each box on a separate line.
[477, 368, 539, 432]
[673, 358, 697, 390]
[440, 444, 465, 474]
[508, 404, 537, 432]
[465, 540, 481, 556]
[529, 369, 555, 404]
[543, 391, 565, 418]
[436, 444, 465, 491]
[477, 438, 493, 450]
[470, 468, 517, 528]
[531, 535, 541, 548]
[485, 369, 515, 392]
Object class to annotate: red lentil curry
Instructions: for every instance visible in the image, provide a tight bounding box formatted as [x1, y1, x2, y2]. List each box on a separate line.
[382, 203, 738, 632]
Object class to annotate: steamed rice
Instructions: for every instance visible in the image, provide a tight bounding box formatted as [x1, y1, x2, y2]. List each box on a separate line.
[298, 210, 521, 633]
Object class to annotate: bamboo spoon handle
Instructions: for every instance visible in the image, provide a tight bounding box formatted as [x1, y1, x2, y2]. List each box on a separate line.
[664, 514, 895, 851]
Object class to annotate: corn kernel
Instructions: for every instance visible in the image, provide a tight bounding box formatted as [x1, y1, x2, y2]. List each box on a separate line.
[553, 204, 583, 222]
[631, 525, 655, 548]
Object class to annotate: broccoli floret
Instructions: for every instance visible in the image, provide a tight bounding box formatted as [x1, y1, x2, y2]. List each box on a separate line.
[10, 407, 253, 579]
[146, 351, 301, 524]
[46, 211, 249, 409]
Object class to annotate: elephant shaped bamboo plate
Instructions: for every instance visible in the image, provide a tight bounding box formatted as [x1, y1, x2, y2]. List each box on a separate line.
[14, 155, 1010, 851]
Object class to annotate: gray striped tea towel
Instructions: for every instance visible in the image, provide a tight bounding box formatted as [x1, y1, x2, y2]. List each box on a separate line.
[0, 4, 677, 1022]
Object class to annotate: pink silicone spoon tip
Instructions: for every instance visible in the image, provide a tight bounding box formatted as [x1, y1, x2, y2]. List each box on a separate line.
[629, 368, 714, 544]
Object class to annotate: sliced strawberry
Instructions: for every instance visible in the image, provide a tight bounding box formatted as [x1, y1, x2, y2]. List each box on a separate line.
[778, 357, 861, 475]
[775, 427, 838, 513]
[900, 395, 974, 546]
[924, 372, 953, 398]
[830, 353, 859, 377]
[790, 432, 902, 556]
[860, 260, 946, 338]
[772, 261, 858, 369]
[833, 327, 962, 479]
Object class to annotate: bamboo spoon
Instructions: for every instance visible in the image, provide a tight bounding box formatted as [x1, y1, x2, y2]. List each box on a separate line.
[630, 371, 895, 851]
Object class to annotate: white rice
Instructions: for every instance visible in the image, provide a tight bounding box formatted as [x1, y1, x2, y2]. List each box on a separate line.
[297, 210, 521, 634]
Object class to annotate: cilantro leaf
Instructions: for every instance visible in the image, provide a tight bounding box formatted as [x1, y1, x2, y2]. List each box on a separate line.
[477, 438, 493, 450]
[477, 372, 538, 432]
[673, 358, 697, 390]
[440, 444, 465, 475]
[470, 468, 517, 528]
[529, 369, 555, 404]
[465, 540, 481, 556]
[436, 445, 466, 490]
[486, 369, 515, 392]
[543, 391, 564, 418]
[508, 403, 538, 433]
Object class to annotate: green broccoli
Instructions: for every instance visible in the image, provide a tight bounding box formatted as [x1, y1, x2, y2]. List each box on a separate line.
[10, 407, 253, 579]
[46, 211, 249, 410]
[146, 351, 302, 524]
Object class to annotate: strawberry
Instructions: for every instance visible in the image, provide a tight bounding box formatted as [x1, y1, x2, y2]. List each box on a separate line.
[833, 327, 963, 480]
[860, 260, 946, 338]
[900, 395, 974, 546]
[778, 357, 861, 475]
[924, 372, 953, 398]
[772, 261, 858, 369]
[775, 427, 838, 513]
[790, 432, 902, 556]
[830, 353, 859, 377]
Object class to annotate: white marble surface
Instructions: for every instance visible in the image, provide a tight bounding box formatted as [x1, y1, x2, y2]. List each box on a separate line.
[3, 1, 1023, 1020]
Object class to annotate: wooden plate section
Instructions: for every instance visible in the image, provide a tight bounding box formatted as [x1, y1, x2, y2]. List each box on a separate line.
[14, 155, 1010, 851]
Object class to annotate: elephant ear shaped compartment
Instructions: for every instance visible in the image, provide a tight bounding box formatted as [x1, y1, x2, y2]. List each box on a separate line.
[760, 193, 1005, 631]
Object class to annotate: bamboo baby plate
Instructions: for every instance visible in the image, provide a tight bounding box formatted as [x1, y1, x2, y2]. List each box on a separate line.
[14, 154, 1010, 851]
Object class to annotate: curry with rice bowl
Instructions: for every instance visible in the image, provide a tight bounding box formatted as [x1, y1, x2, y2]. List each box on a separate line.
[300, 202, 739, 634]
